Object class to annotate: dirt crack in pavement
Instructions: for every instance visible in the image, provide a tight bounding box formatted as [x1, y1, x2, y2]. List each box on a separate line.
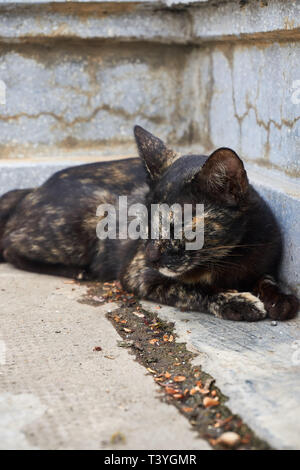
[79, 280, 272, 450]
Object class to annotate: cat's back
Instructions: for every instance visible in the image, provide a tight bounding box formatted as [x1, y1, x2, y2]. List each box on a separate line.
[10, 157, 147, 218]
[45, 157, 146, 195]
[4, 157, 147, 242]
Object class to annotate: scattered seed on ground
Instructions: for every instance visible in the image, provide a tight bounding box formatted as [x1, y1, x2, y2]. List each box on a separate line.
[80, 280, 272, 450]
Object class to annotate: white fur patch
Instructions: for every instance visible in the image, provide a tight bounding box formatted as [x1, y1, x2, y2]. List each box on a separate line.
[159, 268, 179, 278]
[222, 292, 266, 316]
[210, 291, 267, 320]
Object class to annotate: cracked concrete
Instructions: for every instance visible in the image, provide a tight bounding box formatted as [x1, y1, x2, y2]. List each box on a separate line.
[0, 3, 299, 445]
[0, 264, 210, 450]
[191, 41, 300, 177]
[0, 0, 299, 178]
[1, 37, 299, 177]
[1, 262, 299, 449]
[142, 300, 300, 450]
[0, 42, 192, 150]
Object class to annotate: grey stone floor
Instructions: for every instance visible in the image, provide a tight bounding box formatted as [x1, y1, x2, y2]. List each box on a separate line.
[0, 264, 209, 450]
[0, 263, 299, 450]
[142, 301, 300, 450]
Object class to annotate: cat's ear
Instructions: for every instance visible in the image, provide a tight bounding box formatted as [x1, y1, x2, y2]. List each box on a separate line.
[194, 147, 249, 205]
[134, 126, 177, 182]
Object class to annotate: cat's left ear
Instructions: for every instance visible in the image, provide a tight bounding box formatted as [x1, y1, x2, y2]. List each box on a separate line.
[194, 147, 249, 205]
[134, 126, 177, 182]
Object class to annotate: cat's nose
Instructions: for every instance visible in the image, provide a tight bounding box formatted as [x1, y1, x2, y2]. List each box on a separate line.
[145, 243, 161, 263]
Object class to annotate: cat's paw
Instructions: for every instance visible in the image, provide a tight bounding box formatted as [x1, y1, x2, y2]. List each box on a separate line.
[210, 292, 267, 322]
[254, 276, 299, 321]
[264, 293, 299, 321]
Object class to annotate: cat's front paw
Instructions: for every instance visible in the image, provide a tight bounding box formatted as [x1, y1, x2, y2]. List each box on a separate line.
[210, 292, 267, 322]
[264, 293, 299, 321]
[254, 277, 299, 321]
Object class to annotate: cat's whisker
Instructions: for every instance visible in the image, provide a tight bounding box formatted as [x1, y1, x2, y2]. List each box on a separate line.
[198, 242, 275, 252]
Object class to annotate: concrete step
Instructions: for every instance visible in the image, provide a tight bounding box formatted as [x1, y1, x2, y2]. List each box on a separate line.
[246, 164, 300, 296]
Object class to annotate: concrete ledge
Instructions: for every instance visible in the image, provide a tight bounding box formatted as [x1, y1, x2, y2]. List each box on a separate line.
[0, 154, 135, 192]
[0, 1, 299, 44]
[246, 164, 300, 296]
[0, 2, 190, 43]
[0, 0, 208, 4]
[0, 157, 117, 194]
[191, 0, 300, 43]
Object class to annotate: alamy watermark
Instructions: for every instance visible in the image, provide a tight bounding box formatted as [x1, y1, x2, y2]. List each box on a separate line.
[291, 80, 300, 105]
[291, 80, 300, 142]
[0, 340, 6, 366]
[291, 340, 300, 366]
[0, 80, 6, 105]
[96, 197, 205, 250]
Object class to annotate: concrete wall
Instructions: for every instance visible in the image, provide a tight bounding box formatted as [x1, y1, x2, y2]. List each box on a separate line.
[0, 0, 299, 292]
[0, 42, 192, 158]
[0, 1, 299, 167]
[189, 41, 300, 178]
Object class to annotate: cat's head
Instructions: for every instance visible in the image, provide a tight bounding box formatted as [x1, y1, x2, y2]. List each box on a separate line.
[134, 125, 251, 281]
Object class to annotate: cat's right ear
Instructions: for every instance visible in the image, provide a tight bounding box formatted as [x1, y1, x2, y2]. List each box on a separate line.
[193, 147, 249, 206]
[134, 126, 177, 183]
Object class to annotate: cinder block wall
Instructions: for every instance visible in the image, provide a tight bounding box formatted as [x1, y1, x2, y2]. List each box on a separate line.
[0, 0, 299, 293]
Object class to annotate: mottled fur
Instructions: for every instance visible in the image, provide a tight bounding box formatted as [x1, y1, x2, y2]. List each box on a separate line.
[0, 126, 298, 321]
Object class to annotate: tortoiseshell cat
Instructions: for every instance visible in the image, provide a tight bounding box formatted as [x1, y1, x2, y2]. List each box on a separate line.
[0, 126, 298, 321]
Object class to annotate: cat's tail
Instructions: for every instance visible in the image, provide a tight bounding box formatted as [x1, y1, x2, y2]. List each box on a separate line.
[0, 188, 33, 261]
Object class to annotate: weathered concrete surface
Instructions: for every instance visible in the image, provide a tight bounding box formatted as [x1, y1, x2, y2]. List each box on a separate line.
[191, 0, 300, 41]
[190, 41, 300, 177]
[246, 165, 300, 296]
[0, 155, 133, 194]
[0, 3, 190, 43]
[1, 1, 299, 43]
[142, 300, 300, 450]
[0, 42, 193, 157]
[0, 0, 208, 5]
[0, 264, 210, 450]
[0, 2, 299, 444]
[0, 0, 299, 172]
[2, 259, 298, 449]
